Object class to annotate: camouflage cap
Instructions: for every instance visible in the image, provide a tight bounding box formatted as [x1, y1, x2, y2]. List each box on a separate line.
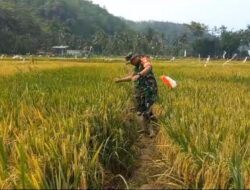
[125, 52, 137, 64]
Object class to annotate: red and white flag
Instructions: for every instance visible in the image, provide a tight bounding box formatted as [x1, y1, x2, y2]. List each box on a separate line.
[161, 76, 177, 88]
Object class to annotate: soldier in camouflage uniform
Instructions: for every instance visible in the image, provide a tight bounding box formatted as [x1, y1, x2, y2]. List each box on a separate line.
[115, 52, 158, 137]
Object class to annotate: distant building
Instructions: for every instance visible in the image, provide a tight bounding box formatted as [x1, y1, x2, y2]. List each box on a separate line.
[66, 50, 83, 56]
[52, 46, 69, 56]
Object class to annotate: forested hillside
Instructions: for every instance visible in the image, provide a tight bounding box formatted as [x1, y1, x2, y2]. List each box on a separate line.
[0, 0, 249, 57]
[0, 0, 131, 53]
[0, 0, 192, 55]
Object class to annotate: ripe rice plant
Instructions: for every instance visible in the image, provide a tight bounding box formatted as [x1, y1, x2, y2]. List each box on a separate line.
[0, 61, 138, 188]
[0, 59, 249, 188]
[155, 60, 250, 189]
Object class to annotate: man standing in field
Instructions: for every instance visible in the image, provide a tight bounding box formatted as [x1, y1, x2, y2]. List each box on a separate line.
[115, 53, 158, 137]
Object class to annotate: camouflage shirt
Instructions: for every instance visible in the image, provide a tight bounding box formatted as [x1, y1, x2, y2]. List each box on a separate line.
[133, 55, 158, 112]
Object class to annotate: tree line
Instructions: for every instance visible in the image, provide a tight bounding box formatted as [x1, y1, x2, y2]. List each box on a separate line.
[0, 0, 249, 58]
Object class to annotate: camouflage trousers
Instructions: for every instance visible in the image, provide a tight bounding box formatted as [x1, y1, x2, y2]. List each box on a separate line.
[134, 87, 158, 120]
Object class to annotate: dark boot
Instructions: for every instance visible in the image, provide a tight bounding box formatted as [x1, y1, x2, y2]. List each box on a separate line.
[149, 110, 158, 122]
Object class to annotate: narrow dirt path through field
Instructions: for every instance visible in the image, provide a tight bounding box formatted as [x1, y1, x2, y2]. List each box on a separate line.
[128, 131, 187, 189]
[128, 134, 169, 189]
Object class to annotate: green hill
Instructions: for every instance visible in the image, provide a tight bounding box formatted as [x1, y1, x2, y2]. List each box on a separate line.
[0, 0, 131, 53]
[0, 0, 190, 54]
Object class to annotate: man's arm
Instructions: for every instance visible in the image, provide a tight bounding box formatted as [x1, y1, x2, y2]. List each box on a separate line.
[128, 65, 152, 81]
[139, 65, 152, 76]
[116, 65, 152, 83]
[139, 56, 152, 76]
[115, 75, 133, 83]
[115, 61, 152, 83]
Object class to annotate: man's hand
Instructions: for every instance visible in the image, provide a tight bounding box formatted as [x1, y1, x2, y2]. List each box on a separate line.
[132, 74, 140, 81]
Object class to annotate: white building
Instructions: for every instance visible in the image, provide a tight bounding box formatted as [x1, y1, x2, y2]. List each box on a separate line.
[66, 50, 83, 56]
[52, 46, 69, 56]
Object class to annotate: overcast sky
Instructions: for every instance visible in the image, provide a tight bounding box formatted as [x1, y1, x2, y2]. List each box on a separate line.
[91, 0, 250, 30]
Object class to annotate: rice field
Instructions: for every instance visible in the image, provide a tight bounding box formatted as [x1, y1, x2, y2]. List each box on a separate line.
[0, 58, 249, 189]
